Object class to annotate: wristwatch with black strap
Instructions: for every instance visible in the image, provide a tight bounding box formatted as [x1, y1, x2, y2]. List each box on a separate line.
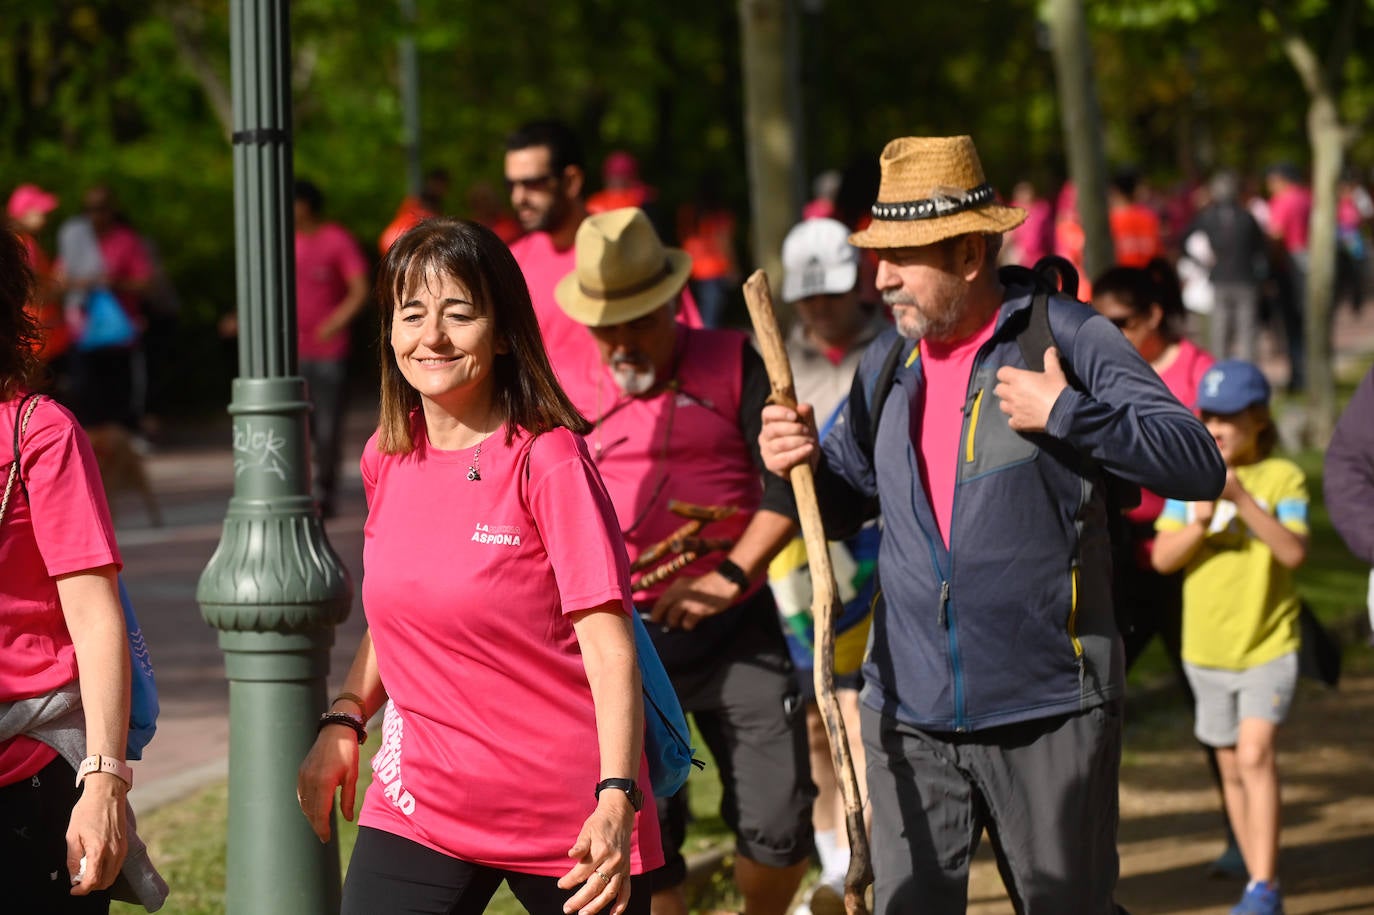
[594, 777, 644, 812]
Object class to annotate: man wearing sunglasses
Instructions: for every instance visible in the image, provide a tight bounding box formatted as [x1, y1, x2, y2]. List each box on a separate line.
[504, 120, 700, 380]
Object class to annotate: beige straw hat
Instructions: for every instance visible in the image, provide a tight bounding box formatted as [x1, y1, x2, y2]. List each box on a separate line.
[555, 208, 693, 327]
[849, 136, 1027, 249]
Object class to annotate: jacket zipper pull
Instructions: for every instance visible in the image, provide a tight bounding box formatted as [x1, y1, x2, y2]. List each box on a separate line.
[939, 580, 950, 626]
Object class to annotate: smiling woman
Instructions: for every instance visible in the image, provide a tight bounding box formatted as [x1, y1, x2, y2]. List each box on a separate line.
[296, 218, 663, 915]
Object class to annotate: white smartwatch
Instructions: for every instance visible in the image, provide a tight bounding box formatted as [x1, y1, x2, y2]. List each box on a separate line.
[74, 754, 134, 789]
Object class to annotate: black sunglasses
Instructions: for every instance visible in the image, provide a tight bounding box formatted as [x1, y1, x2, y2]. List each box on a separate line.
[504, 174, 557, 192]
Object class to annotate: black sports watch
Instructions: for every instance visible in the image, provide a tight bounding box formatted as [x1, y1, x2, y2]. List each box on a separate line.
[595, 777, 644, 812]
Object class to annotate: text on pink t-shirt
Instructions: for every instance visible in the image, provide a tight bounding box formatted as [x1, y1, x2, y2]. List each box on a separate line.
[916, 313, 999, 547]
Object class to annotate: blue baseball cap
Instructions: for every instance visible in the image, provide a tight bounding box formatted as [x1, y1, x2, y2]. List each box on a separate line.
[1196, 360, 1271, 414]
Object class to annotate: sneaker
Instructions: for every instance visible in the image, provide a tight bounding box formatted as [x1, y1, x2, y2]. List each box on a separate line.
[1207, 842, 1247, 881]
[808, 875, 846, 915]
[1230, 880, 1284, 915]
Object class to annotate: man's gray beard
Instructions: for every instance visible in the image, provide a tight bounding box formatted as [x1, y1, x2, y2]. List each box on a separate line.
[611, 362, 656, 395]
[885, 290, 962, 342]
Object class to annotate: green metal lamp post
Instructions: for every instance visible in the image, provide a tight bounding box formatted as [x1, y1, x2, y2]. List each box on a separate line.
[196, 1, 353, 911]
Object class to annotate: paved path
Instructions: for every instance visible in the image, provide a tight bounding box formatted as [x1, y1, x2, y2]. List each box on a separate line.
[118, 302, 1374, 815]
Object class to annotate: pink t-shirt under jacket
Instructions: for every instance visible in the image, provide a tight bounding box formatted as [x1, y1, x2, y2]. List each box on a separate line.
[356, 423, 662, 875]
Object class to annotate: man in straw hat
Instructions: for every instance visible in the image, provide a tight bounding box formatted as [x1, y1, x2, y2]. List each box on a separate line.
[760, 136, 1225, 913]
[556, 208, 815, 915]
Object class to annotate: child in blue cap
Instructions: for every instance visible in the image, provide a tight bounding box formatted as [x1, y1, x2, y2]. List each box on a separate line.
[1152, 360, 1308, 915]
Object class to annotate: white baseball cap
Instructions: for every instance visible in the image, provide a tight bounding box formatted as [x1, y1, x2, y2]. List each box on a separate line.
[781, 218, 859, 304]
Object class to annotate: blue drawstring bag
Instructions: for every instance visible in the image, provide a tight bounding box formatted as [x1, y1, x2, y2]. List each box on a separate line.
[632, 612, 703, 797]
[119, 577, 159, 759]
[77, 287, 138, 351]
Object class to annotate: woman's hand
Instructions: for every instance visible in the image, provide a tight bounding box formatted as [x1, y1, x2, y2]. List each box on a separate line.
[297, 725, 361, 843]
[66, 776, 128, 895]
[557, 793, 636, 915]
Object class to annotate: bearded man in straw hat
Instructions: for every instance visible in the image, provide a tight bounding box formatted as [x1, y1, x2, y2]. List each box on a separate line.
[556, 208, 815, 915]
[760, 136, 1225, 914]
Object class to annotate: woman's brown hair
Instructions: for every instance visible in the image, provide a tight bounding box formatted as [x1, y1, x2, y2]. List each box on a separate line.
[0, 228, 42, 401]
[374, 218, 590, 453]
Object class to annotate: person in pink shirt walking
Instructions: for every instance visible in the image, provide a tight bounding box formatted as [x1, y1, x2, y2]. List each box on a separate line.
[555, 209, 813, 915]
[1264, 164, 1312, 392]
[296, 218, 661, 915]
[293, 179, 370, 517]
[503, 121, 700, 385]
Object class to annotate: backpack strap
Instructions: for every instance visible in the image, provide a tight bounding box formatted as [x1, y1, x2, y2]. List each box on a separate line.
[859, 337, 907, 459]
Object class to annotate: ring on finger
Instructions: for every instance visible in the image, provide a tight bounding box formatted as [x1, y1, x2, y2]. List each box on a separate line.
[592, 870, 612, 885]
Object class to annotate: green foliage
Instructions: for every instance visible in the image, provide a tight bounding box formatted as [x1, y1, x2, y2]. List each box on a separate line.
[5, 1, 1372, 412]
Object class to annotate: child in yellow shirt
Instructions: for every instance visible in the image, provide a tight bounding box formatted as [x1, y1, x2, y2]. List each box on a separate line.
[1153, 360, 1308, 915]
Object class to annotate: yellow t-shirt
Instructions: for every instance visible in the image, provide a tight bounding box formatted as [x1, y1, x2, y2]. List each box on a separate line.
[1156, 456, 1309, 670]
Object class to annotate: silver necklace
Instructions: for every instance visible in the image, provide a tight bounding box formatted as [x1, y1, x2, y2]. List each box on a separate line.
[467, 429, 497, 482]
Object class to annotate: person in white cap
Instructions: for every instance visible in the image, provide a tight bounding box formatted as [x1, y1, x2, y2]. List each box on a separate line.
[767, 217, 885, 915]
[555, 207, 815, 915]
[760, 136, 1225, 914]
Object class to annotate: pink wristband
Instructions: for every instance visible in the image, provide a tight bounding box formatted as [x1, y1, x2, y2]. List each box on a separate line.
[74, 754, 134, 789]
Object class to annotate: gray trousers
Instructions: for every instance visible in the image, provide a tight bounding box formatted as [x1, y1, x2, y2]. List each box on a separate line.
[301, 359, 348, 513]
[862, 700, 1124, 915]
[1210, 282, 1260, 362]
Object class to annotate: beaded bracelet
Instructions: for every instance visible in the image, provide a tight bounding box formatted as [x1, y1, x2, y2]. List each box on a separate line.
[318, 711, 367, 744]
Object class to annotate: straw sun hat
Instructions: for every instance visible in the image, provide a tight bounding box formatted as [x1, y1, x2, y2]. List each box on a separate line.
[555, 208, 693, 327]
[849, 136, 1026, 249]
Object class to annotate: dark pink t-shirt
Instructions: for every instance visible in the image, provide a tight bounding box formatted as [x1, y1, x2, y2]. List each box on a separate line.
[1268, 185, 1312, 254]
[917, 314, 999, 547]
[356, 424, 662, 874]
[295, 223, 368, 362]
[98, 225, 152, 320]
[0, 397, 121, 784]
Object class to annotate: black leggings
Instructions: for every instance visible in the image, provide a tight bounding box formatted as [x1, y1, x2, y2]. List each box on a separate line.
[343, 827, 652, 915]
[0, 755, 111, 913]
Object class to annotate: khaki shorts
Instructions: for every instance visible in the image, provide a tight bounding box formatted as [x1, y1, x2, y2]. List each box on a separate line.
[1184, 651, 1298, 747]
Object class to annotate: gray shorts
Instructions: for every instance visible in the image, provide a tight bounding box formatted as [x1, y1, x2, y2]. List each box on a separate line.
[1184, 651, 1298, 747]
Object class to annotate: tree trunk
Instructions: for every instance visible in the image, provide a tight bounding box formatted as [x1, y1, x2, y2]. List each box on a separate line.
[738, 0, 799, 311]
[1305, 98, 1343, 444]
[1044, 0, 1115, 280]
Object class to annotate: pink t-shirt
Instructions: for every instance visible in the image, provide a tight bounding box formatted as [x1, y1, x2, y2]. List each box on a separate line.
[356, 423, 662, 875]
[509, 230, 705, 384]
[917, 314, 999, 547]
[1128, 338, 1215, 530]
[295, 222, 368, 362]
[0, 397, 121, 784]
[98, 224, 152, 320]
[1268, 185, 1312, 254]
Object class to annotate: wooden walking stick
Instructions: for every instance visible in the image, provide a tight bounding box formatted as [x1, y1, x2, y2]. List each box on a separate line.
[742, 269, 873, 915]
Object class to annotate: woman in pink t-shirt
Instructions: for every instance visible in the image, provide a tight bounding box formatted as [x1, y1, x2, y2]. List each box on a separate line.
[0, 228, 133, 910]
[297, 219, 661, 915]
